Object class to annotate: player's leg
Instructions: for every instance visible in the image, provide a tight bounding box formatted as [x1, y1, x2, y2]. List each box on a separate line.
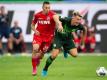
[42, 37, 62, 76]
[32, 43, 41, 75]
[64, 40, 78, 57]
[63, 48, 68, 58]
[32, 35, 42, 75]
[42, 48, 60, 76]
[63, 45, 68, 58]
[69, 48, 78, 57]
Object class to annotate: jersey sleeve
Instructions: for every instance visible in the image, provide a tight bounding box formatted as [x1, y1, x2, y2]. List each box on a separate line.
[19, 27, 22, 33]
[32, 14, 38, 25]
[59, 17, 68, 23]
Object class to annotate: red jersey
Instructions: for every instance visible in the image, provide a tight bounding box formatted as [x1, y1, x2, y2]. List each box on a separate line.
[32, 10, 56, 36]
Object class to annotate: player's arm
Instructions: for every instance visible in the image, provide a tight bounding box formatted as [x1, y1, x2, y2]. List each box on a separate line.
[31, 14, 40, 35]
[72, 32, 78, 39]
[31, 24, 39, 35]
[53, 14, 63, 32]
[81, 26, 87, 45]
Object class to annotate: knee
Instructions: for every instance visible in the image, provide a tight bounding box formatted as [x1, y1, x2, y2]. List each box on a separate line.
[69, 49, 78, 57]
[51, 54, 57, 59]
[51, 49, 60, 59]
[33, 48, 39, 53]
[71, 52, 78, 57]
[33, 46, 39, 53]
[33, 47, 39, 54]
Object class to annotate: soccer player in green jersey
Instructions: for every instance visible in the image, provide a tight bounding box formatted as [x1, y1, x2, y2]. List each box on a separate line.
[42, 11, 87, 76]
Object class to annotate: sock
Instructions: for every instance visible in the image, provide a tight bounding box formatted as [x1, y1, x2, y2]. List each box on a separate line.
[32, 58, 37, 69]
[32, 57, 40, 69]
[43, 56, 55, 71]
[36, 57, 40, 66]
[90, 48, 94, 53]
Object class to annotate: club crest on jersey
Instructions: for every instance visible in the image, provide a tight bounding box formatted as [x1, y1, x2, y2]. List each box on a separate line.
[47, 16, 50, 20]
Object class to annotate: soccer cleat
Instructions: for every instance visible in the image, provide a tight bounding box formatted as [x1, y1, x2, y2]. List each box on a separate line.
[32, 67, 37, 76]
[42, 70, 48, 76]
[63, 52, 68, 58]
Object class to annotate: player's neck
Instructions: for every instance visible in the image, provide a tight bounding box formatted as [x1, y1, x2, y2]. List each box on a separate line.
[42, 11, 49, 15]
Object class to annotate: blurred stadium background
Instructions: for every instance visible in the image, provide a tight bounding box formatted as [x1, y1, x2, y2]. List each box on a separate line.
[0, 0, 107, 80]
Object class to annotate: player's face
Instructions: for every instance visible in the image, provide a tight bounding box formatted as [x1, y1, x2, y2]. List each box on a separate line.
[42, 4, 50, 14]
[71, 16, 81, 26]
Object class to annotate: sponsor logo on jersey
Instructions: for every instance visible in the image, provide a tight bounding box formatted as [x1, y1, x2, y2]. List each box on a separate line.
[38, 20, 50, 24]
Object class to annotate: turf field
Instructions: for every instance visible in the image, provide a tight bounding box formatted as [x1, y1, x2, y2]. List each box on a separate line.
[0, 53, 107, 80]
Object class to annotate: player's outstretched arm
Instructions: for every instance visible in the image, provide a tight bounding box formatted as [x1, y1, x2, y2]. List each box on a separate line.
[31, 23, 40, 35]
[53, 14, 63, 32]
[81, 26, 87, 45]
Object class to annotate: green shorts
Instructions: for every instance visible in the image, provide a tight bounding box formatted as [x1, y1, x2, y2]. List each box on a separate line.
[53, 36, 76, 53]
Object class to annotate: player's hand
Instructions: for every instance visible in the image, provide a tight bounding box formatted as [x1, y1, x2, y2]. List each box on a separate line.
[35, 30, 40, 35]
[57, 26, 63, 33]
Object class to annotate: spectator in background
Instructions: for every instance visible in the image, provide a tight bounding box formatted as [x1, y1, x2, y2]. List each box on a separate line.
[0, 6, 13, 55]
[85, 26, 96, 53]
[80, 20, 96, 53]
[73, 19, 96, 53]
[10, 21, 26, 53]
[72, 31, 81, 52]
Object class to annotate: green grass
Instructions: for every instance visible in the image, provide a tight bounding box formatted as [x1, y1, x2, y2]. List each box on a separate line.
[0, 54, 107, 80]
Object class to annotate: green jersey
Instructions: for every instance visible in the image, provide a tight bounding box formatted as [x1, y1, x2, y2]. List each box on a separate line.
[55, 17, 85, 40]
[53, 17, 85, 51]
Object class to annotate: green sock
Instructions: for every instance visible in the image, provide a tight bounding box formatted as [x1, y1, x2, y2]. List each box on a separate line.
[43, 56, 55, 71]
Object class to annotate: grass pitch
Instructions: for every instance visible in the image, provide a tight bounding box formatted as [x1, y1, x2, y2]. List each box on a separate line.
[0, 53, 107, 80]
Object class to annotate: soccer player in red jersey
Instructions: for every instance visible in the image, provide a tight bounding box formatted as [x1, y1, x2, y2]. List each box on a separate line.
[31, 1, 63, 76]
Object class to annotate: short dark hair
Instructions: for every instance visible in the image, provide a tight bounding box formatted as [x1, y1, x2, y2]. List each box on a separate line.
[43, 1, 50, 6]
